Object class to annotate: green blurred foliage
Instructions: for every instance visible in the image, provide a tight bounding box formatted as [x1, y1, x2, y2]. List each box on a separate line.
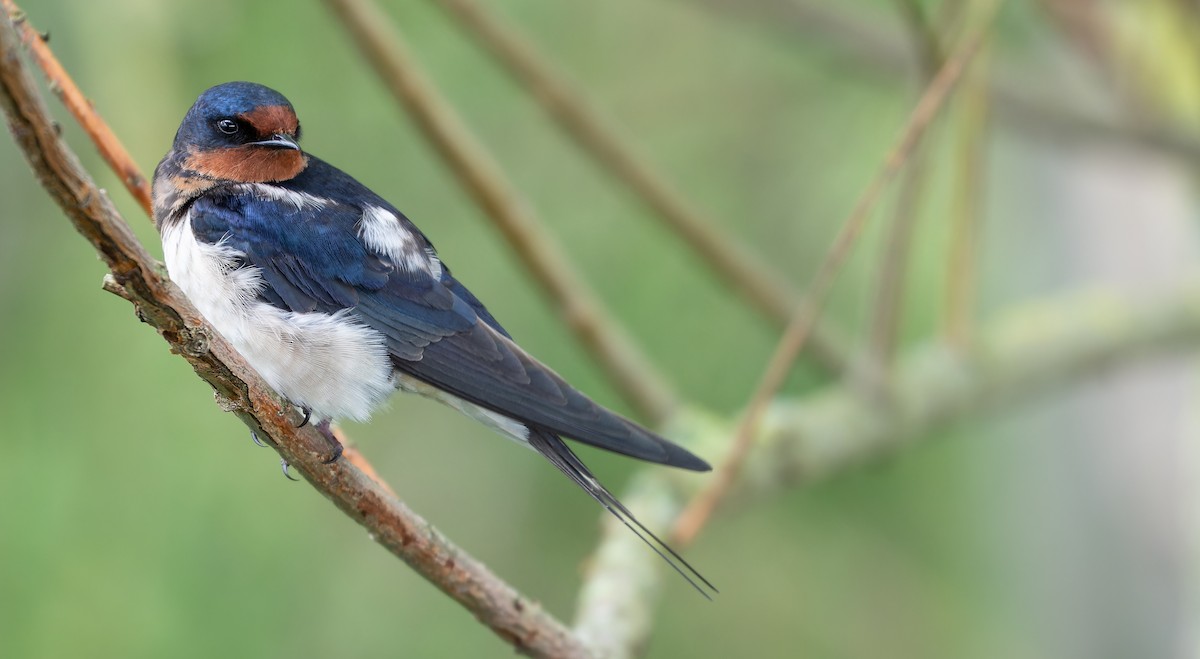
[1, 1, 1194, 658]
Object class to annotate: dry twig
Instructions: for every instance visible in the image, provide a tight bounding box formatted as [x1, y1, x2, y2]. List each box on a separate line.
[325, 0, 680, 424]
[0, 12, 587, 658]
[671, 0, 1003, 546]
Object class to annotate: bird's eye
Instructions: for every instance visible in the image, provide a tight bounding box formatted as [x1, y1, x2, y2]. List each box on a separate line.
[216, 119, 239, 135]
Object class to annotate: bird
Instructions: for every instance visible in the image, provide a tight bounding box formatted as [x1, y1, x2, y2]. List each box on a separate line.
[152, 81, 715, 596]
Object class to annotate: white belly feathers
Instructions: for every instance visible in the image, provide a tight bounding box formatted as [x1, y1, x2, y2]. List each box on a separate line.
[161, 212, 396, 422]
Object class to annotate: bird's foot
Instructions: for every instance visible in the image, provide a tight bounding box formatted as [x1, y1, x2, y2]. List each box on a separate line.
[314, 418, 344, 464]
[266, 413, 342, 480]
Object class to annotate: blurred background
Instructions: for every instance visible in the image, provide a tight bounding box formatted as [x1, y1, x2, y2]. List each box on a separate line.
[2, 0, 1199, 657]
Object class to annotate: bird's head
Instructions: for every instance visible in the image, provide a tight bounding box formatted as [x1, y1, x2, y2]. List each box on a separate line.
[172, 81, 307, 183]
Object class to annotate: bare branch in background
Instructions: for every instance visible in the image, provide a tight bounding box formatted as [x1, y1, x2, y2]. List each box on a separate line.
[742, 285, 1200, 497]
[577, 281, 1200, 657]
[324, 0, 681, 425]
[943, 41, 991, 350]
[859, 0, 953, 390]
[682, 0, 1200, 166]
[864, 152, 930, 383]
[433, 0, 852, 374]
[0, 13, 588, 658]
[672, 0, 1002, 549]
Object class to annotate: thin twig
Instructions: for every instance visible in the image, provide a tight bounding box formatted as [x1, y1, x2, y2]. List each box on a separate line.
[433, 0, 852, 374]
[577, 280, 1200, 657]
[0, 15, 588, 659]
[943, 39, 991, 350]
[1, 0, 151, 215]
[859, 0, 950, 389]
[671, 0, 1003, 547]
[324, 0, 680, 425]
[864, 152, 930, 383]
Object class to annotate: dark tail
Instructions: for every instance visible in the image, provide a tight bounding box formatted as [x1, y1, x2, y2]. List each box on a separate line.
[527, 429, 717, 599]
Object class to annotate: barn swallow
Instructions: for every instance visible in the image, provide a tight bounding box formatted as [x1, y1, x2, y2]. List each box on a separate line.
[152, 82, 714, 596]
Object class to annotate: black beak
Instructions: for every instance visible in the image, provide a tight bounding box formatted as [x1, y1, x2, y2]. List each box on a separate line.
[253, 134, 300, 151]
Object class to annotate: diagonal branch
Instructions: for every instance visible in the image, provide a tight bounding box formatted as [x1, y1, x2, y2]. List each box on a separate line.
[723, 283, 1200, 498]
[433, 0, 851, 374]
[577, 279, 1200, 658]
[324, 0, 680, 425]
[943, 30, 991, 350]
[0, 14, 588, 659]
[671, 0, 1004, 548]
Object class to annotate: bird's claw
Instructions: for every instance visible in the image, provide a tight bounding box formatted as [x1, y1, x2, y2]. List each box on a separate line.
[250, 430, 268, 448]
[321, 441, 344, 464]
[280, 458, 299, 481]
[296, 407, 312, 428]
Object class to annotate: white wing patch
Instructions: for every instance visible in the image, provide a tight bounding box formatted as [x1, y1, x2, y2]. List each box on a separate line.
[162, 213, 395, 422]
[359, 205, 440, 275]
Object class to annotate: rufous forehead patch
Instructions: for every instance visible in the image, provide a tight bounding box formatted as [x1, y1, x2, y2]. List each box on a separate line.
[239, 105, 299, 138]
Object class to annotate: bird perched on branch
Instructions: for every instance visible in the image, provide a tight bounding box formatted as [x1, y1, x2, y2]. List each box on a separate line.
[152, 81, 714, 596]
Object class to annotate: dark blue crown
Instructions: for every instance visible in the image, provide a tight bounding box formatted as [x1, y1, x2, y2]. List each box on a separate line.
[173, 82, 295, 148]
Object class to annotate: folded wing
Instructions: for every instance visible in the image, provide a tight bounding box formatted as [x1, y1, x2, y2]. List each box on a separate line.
[189, 178, 709, 471]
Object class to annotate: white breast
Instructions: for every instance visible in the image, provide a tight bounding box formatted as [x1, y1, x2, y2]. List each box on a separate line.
[161, 214, 396, 422]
